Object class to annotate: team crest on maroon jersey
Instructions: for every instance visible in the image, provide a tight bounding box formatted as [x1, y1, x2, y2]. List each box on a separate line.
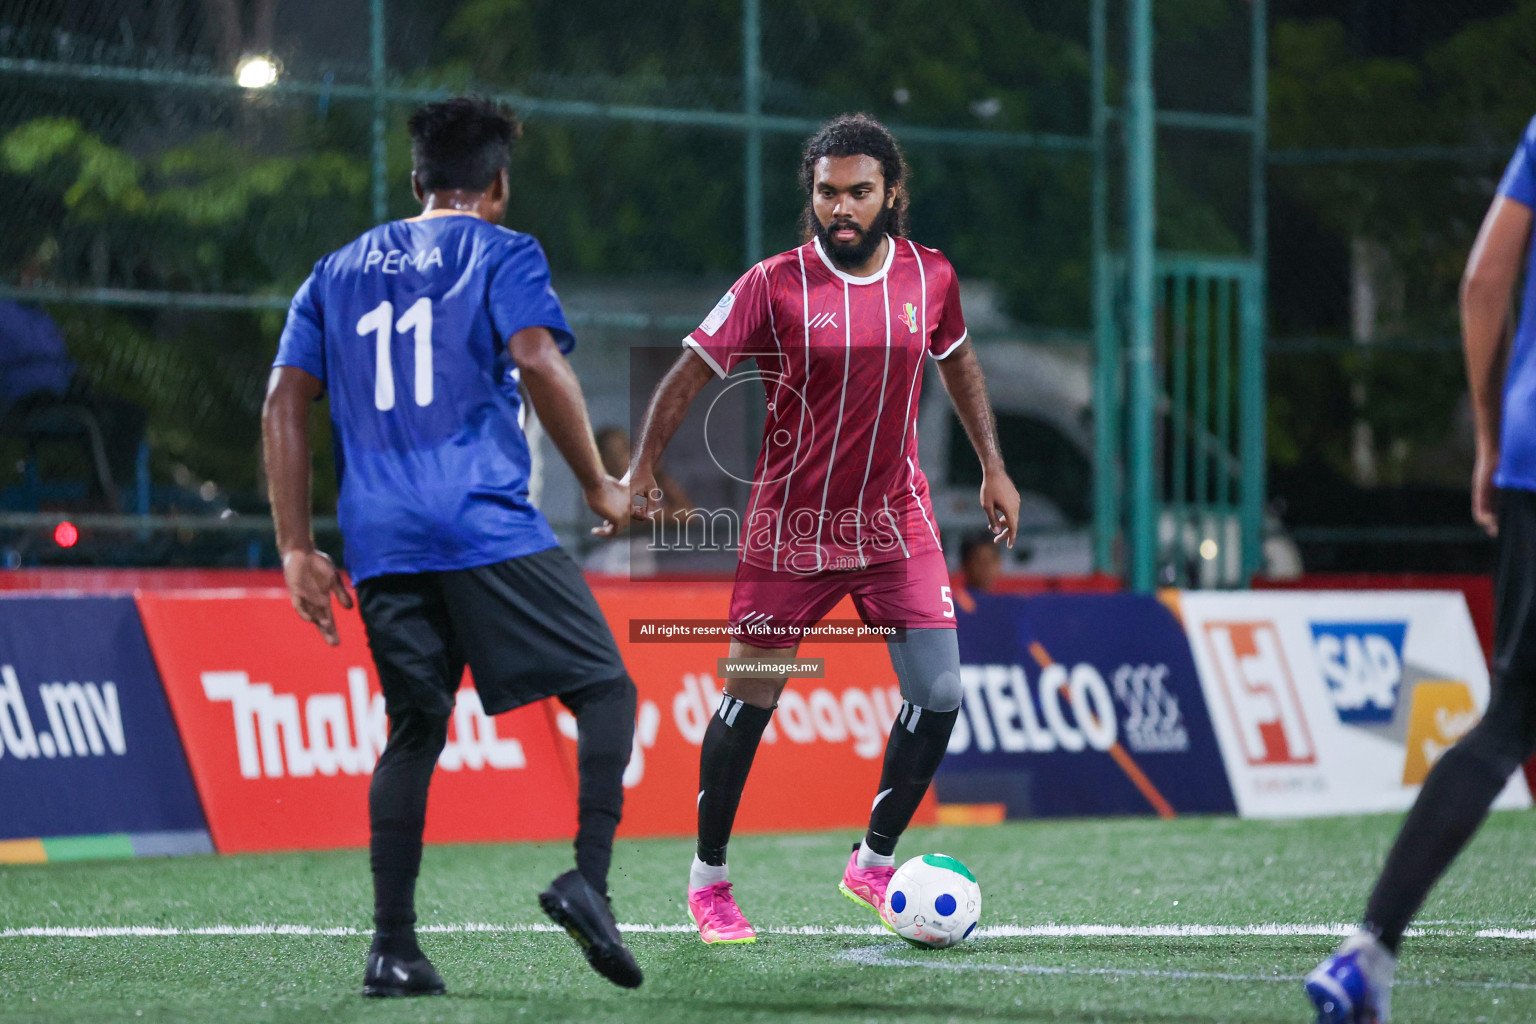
[898, 301, 919, 333]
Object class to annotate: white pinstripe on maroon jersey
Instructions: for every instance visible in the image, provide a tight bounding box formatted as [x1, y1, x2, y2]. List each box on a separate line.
[684, 235, 968, 573]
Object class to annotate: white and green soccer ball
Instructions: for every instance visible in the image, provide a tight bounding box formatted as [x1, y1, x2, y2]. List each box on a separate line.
[881, 853, 982, 948]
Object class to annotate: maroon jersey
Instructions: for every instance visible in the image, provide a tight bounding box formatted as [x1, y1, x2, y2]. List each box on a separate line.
[684, 235, 968, 574]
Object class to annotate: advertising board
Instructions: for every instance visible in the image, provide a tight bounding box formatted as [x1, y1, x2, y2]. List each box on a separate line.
[1174, 591, 1531, 817]
[936, 592, 1235, 818]
[0, 596, 208, 852]
[136, 591, 577, 853]
[577, 581, 934, 838]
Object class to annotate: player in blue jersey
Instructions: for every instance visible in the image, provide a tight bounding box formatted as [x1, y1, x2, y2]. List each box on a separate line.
[1307, 117, 1536, 1023]
[263, 97, 642, 996]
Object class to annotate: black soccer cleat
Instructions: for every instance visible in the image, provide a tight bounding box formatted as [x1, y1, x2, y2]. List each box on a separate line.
[538, 869, 644, 988]
[361, 949, 447, 998]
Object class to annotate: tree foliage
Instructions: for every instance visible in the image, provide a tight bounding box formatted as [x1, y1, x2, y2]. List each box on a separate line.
[1266, 4, 1536, 485]
[6, 0, 1520, 505]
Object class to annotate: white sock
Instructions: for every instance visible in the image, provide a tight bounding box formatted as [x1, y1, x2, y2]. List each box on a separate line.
[689, 855, 729, 891]
[1340, 929, 1397, 1021]
[855, 841, 896, 869]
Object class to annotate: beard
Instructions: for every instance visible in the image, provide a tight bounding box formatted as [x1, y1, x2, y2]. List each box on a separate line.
[813, 203, 893, 270]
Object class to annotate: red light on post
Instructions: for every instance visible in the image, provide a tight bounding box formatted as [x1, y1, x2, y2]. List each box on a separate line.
[53, 521, 79, 548]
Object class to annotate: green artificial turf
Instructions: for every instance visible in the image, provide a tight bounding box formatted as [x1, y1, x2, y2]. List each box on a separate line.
[2, 812, 1533, 1023]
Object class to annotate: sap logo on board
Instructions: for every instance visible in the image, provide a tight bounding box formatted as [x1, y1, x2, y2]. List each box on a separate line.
[0, 664, 127, 761]
[946, 663, 1119, 756]
[200, 669, 524, 779]
[1308, 622, 1408, 725]
[1203, 622, 1315, 767]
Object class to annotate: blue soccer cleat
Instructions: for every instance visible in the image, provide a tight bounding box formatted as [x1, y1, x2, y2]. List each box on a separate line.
[1305, 931, 1396, 1023]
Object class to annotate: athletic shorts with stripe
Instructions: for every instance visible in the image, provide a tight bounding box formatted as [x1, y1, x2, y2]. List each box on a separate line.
[727, 549, 956, 649]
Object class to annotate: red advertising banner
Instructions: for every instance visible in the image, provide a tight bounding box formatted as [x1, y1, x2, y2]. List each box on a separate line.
[135, 590, 577, 853]
[568, 582, 934, 838]
[136, 582, 930, 852]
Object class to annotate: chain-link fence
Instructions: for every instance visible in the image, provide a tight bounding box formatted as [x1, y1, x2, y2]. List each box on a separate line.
[17, 0, 1496, 582]
[1264, 1, 1536, 573]
[2, 0, 1127, 574]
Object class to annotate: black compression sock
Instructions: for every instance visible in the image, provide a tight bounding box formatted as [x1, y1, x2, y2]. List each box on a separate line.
[696, 694, 774, 866]
[562, 675, 637, 895]
[370, 826, 425, 951]
[1363, 740, 1512, 953]
[369, 711, 447, 953]
[864, 702, 959, 857]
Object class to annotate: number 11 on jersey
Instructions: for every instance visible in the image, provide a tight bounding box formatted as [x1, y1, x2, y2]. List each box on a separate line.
[357, 298, 434, 411]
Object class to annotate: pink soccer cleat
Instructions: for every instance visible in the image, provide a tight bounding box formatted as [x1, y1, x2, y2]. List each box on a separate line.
[839, 844, 896, 930]
[687, 881, 757, 945]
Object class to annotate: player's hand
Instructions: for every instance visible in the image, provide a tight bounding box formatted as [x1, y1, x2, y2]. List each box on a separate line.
[1473, 443, 1500, 537]
[281, 547, 353, 646]
[626, 468, 662, 522]
[980, 468, 1021, 549]
[586, 475, 633, 537]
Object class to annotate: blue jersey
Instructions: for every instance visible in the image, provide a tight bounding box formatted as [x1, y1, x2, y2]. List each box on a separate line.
[274, 215, 572, 582]
[1496, 116, 1536, 492]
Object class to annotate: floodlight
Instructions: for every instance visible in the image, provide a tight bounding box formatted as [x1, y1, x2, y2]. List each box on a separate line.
[235, 54, 280, 90]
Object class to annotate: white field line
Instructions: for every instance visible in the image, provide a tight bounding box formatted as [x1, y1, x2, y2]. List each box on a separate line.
[838, 944, 1536, 992]
[5, 921, 1536, 941]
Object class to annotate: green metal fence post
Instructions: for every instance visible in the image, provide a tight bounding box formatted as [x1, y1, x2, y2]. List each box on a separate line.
[1194, 274, 1211, 508]
[743, 0, 764, 266]
[1126, 0, 1158, 591]
[1240, 271, 1265, 579]
[1171, 273, 1189, 583]
[1216, 277, 1233, 509]
[370, 0, 387, 224]
[1090, 0, 1117, 576]
[1242, 0, 1269, 579]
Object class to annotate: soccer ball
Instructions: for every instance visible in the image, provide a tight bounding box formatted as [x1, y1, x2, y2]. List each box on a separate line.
[881, 853, 982, 948]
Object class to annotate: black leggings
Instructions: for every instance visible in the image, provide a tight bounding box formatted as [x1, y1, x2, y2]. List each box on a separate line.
[369, 673, 635, 941]
[1363, 487, 1536, 950]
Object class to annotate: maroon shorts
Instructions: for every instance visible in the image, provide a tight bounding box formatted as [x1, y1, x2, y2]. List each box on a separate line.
[727, 550, 956, 649]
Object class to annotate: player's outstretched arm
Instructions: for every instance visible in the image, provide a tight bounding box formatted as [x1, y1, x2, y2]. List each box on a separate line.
[263, 366, 353, 646]
[1461, 194, 1532, 537]
[935, 339, 1021, 548]
[627, 349, 715, 521]
[508, 326, 629, 532]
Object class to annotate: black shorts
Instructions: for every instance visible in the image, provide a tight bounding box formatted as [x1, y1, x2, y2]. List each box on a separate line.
[356, 546, 627, 718]
[1493, 488, 1536, 687]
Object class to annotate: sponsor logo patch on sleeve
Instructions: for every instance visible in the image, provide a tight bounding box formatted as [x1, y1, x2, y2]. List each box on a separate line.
[698, 290, 736, 337]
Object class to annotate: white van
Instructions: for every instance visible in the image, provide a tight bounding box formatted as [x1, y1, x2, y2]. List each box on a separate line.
[919, 339, 1300, 583]
[920, 340, 1098, 575]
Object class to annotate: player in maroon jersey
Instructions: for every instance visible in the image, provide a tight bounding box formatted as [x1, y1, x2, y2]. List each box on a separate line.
[623, 113, 1020, 943]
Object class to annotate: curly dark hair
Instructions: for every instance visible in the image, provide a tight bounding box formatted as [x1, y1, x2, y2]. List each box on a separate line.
[798, 112, 909, 241]
[407, 96, 522, 193]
